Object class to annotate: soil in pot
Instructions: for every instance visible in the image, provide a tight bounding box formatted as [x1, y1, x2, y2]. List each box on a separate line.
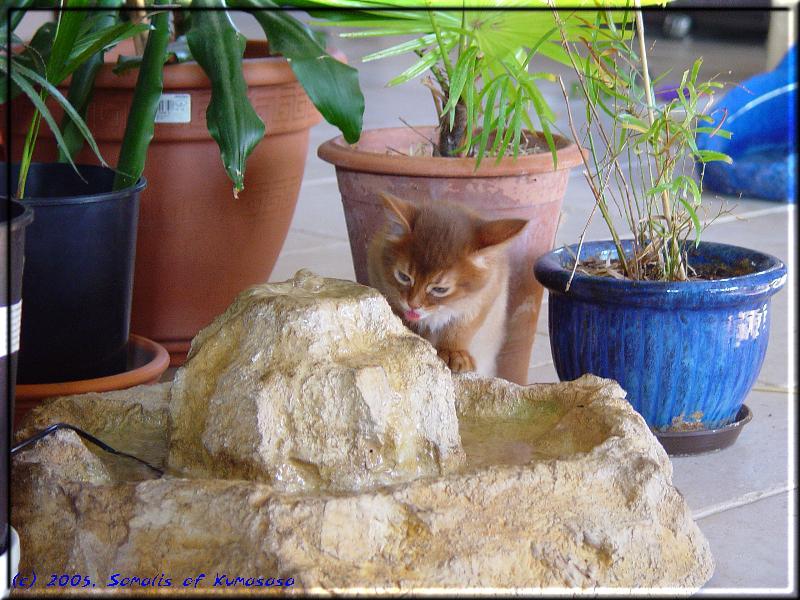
[318, 126, 584, 385]
[575, 252, 760, 281]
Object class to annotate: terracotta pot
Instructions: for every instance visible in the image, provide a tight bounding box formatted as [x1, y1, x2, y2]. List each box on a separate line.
[10, 41, 322, 365]
[14, 334, 170, 428]
[318, 127, 583, 384]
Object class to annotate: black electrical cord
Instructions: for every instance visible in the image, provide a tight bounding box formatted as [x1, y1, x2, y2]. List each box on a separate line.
[11, 422, 164, 476]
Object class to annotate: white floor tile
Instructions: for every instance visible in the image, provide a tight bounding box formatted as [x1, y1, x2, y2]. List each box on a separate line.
[670, 390, 792, 514]
[696, 491, 796, 592]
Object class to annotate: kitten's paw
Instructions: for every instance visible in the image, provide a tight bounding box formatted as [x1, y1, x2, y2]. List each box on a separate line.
[437, 348, 476, 373]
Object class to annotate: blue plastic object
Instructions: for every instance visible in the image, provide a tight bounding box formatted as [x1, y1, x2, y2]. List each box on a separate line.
[534, 240, 787, 431]
[696, 45, 796, 202]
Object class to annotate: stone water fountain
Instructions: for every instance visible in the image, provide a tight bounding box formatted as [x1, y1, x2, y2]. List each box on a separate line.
[12, 270, 713, 592]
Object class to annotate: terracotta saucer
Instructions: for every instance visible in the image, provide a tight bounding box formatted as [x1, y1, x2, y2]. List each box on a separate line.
[14, 334, 169, 427]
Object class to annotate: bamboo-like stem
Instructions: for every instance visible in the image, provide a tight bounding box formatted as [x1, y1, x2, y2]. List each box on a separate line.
[633, 3, 687, 280]
[557, 76, 630, 277]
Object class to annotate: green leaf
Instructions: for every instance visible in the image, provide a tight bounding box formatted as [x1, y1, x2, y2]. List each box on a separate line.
[46, 0, 92, 84]
[617, 112, 649, 133]
[694, 126, 732, 139]
[475, 75, 501, 167]
[63, 21, 150, 80]
[386, 44, 449, 87]
[361, 33, 438, 62]
[695, 149, 733, 164]
[114, 0, 171, 190]
[239, 0, 364, 144]
[442, 46, 478, 120]
[60, 0, 125, 162]
[5, 63, 104, 174]
[186, 1, 266, 194]
[677, 195, 702, 247]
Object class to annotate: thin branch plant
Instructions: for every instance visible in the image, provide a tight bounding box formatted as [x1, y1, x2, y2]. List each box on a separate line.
[552, 4, 734, 283]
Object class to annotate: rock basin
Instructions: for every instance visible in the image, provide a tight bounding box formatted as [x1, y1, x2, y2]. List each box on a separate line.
[12, 271, 713, 592]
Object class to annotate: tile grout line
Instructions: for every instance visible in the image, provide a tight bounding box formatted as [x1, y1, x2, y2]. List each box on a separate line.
[692, 483, 795, 521]
[706, 203, 794, 225]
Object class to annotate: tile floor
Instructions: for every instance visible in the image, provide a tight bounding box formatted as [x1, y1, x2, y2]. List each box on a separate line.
[226, 14, 799, 593]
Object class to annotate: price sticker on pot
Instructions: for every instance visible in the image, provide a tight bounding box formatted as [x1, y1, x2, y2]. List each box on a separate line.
[155, 93, 191, 124]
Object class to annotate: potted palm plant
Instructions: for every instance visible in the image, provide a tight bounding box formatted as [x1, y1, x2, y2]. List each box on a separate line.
[301, 0, 664, 384]
[8, 0, 365, 365]
[532, 8, 787, 454]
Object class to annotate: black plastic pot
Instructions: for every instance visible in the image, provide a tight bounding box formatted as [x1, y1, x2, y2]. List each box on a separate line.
[1, 199, 33, 553]
[1, 164, 144, 384]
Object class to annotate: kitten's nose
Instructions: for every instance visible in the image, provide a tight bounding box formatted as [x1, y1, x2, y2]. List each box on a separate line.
[408, 301, 420, 310]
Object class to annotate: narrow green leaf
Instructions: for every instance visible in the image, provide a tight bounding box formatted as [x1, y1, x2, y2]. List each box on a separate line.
[62, 21, 150, 80]
[60, 0, 124, 162]
[185, 1, 265, 194]
[6, 67, 93, 176]
[114, 0, 171, 190]
[677, 195, 703, 247]
[10, 61, 107, 166]
[240, 0, 364, 144]
[361, 33, 437, 62]
[47, 0, 92, 84]
[695, 149, 733, 164]
[694, 126, 732, 139]
[442, 46, 478, 124]
[386, 46, 444, 86]
[475, 77, 501, 167]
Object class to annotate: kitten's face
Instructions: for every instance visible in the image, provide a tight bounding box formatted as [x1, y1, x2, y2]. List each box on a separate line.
[376, 193, 527, 327]
[386, 247, 487, 325]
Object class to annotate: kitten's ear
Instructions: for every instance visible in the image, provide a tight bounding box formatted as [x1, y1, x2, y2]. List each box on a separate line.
[475, 218, 528, 250]
[380, 192, 417, 239]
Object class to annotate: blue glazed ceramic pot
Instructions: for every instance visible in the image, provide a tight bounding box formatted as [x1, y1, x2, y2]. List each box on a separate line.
[534, 240, 787, 430]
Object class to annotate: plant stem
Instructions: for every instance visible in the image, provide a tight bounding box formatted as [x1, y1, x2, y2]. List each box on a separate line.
[16, 101, 43, 198]
[557, 75, 630, 276]
[634, 4, 687, 280]
[437, 97, 466, 156]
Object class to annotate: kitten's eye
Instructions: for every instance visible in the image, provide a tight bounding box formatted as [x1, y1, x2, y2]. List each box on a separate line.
[429, 286, 450, 297]
[394, 269, 412, 285]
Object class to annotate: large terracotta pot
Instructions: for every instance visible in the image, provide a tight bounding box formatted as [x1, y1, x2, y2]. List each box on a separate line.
[10, 41, 322, 365]
[318, 127, 583, 384]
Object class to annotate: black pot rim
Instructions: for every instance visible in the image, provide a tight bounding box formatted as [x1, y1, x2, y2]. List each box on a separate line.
[534, 239, 787, 309]
[4, 163, 146, 206]
[3, 199, 34, 230]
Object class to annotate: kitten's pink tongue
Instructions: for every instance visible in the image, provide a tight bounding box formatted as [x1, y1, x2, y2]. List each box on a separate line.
[405, 309, 421, 321]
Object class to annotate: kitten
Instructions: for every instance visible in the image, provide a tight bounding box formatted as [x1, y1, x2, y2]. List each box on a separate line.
[367, 192, 527, 377]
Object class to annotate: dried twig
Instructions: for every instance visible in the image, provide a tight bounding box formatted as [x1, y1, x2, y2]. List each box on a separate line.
[398, 117, 438, 150]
